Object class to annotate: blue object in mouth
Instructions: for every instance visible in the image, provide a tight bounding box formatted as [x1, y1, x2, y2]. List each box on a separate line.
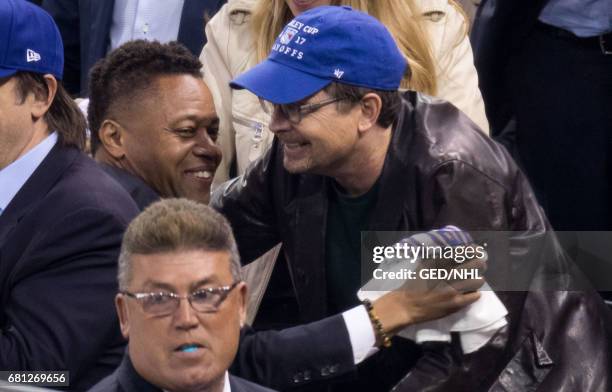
[181, 345, 199, 353]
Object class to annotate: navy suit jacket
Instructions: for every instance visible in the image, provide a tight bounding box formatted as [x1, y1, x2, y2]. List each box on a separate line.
[470, 0, 548, 136]
[0, 144, 140, 391]
[41, 0, 227, 96]
[89, 354, 277, 392]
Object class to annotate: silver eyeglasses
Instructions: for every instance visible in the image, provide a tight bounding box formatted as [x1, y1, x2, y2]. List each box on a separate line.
[259, 97, 347, 124]
[121, 281, 240, 316]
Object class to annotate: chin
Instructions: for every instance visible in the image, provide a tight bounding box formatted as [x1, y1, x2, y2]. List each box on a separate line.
[283, 159, 313, 174]
[165, 370, 223, 392]
[183, 190, 211, 205]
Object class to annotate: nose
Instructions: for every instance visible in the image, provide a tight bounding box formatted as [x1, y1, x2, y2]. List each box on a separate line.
[193, 132, 222, 163]
[268, 107, 292, 135]
[173, 298, 199, 331]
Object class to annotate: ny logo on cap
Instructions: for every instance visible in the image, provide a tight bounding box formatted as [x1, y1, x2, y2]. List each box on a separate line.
[26, 49, 41, 63]
[279, 28, 298, 45]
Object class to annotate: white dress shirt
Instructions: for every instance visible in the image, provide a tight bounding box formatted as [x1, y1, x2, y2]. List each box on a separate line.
[223, 372, 230, 392]
[539, 0, 612, 37]
[0, 132, 58, 215]
[342, 305, 378, 363]
[109, 0, 185, 53]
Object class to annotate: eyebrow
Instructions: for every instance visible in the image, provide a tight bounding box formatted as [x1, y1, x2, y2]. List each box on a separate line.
[190, 277, 222, 291]
[168, 114, 219, 127]
[140, 281, 177, 292]
[139, 277, 219, 293]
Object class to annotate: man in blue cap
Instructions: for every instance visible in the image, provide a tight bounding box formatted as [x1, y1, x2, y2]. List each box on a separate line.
[213, 5, 612, 391]
[0, 1, 140, 390]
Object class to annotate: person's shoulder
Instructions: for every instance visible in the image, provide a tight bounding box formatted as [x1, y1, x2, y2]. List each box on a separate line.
[47, 147, 139, 221]
[400, 92, 514, 181]
[87, 372, 121, 392]
[229, 375, 278, 392]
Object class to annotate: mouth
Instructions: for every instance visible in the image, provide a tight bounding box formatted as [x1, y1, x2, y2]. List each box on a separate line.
[282, 140, 310, 157]
[184, 167, 215, 181]
[283, 141, 309, 150]
[175, 343, 205, 354]
[191, 171, 213, 179]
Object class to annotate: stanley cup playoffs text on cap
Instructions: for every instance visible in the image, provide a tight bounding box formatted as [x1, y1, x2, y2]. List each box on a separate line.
[230, 6, 408, 104]
[0, 0, 64, 79]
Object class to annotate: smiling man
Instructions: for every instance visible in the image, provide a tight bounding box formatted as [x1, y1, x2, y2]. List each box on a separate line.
[89, 40, 221, 207]
[214, 5, 612, 392]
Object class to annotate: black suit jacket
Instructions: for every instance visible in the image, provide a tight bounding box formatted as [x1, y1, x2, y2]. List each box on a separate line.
[41, 0, 227, 96]
[0, 144, 140, 391]
[99, 165, 357, 390]
[99, 164, 159, 210]
[89, 354, 276, 392]
[470, 0, 548, 136]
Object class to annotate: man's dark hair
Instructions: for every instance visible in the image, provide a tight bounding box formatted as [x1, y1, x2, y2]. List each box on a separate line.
[88, 40, 203, 154]
[14, 72, 87, 150]
[323, 82, 402, 129]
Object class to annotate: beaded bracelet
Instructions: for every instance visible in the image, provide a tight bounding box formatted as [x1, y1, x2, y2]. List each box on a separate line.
[362, 299, 392, 348]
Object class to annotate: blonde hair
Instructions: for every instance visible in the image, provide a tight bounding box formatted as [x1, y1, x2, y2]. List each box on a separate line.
[251, 0, 438, 94]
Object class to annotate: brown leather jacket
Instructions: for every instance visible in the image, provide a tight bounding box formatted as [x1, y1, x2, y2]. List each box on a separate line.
[212, 91, 612, 391]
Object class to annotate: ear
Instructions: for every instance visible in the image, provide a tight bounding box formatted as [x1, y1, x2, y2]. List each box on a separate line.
[99, 119, 126, 159]
[115, 294, 131, 340]
[30, 74, 57, 120]
[237, 282, 248, 328]
[357, 93, 382, 134]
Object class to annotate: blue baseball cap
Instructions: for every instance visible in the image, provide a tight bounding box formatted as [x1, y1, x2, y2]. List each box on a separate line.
[0, 0, 64, 80]
[230, 5, 408, 104]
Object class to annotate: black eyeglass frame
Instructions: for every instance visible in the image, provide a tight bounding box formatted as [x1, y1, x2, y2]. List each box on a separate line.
[260, 97, 348, 124]
[121, 281, 241, 316]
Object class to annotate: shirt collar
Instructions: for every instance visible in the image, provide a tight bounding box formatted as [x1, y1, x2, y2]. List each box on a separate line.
[0, 132, 58, 214]
[162, 372, 230, 392]
[223, 372, 231, 392]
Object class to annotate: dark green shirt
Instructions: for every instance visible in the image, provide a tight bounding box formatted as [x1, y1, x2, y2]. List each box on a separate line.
[325, 180, 379, 314]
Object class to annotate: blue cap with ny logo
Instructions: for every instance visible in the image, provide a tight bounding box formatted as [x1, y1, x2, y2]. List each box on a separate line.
[0, 0, 64, 79]
[230, 5, 408, 104]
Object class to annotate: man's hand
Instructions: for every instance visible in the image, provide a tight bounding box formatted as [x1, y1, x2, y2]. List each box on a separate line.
[371, 254, 486, 343]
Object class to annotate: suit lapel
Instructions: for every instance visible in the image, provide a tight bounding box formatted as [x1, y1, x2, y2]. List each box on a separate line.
[117, 354, 161, 392]
[229, 375, 251, 392]
[228, 375, 239, 392]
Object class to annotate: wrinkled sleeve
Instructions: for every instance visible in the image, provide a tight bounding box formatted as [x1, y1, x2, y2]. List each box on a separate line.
[232, 314, 356, 390]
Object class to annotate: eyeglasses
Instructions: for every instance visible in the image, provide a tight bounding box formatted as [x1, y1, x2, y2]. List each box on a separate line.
[121, 281, 240, 316]
[259, 97, 346, 124]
